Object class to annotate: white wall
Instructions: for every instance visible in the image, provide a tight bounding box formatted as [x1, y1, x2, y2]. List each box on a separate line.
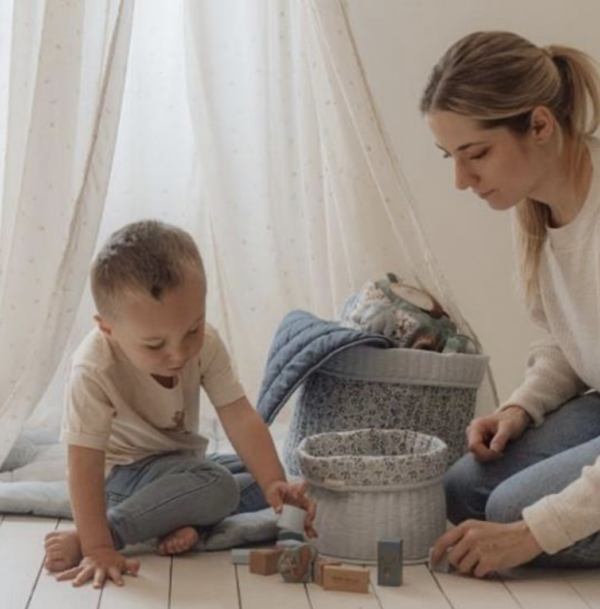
[344, 0, 600, 407]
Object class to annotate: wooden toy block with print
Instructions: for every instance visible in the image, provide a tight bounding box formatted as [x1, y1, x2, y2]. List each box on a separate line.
[322, 565, 370, 594]
[312, 557, 342, 586]
[249, 548, 284, 575]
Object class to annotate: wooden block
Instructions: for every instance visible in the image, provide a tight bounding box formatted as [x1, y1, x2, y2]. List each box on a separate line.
[276, 539, 303, 549]
[277, 529, 305, 543]
[428, 548, 453, 574]
[277, 505, 308, 535]
[322, 565, 370, 594]
[313, 557, 342, 586]
[278, 543, 318, 583]
[249, 548, 284, 576]
[378, 539, 403, 586]
[231, 548, 252, 565]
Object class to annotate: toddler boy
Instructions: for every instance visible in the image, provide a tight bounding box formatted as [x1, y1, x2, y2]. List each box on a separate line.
[44, 220, 315, 588]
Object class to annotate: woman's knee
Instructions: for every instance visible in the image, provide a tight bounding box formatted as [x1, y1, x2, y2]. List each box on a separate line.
[485, 483, 524, 524]
[444, 454, 489, 524]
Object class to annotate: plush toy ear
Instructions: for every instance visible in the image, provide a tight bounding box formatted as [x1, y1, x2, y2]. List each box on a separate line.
[389, 282, 446, 319]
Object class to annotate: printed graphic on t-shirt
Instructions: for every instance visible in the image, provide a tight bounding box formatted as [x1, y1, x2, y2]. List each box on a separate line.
[168, 410, 187, 432]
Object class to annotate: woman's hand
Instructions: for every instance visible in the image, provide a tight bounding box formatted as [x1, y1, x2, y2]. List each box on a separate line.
[264, 480, 318, 538]
[467, 406, 532, 462]
[431, 520, 542, 578]
[55, 547, 140, 588]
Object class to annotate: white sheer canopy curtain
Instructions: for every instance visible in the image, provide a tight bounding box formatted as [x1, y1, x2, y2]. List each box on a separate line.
[0, 0, 134, 467]
[0, 0, 496, 470]
[184, 0, 498, 415]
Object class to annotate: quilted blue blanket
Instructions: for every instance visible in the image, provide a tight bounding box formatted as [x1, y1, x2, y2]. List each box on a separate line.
[257, 310, 395, 424]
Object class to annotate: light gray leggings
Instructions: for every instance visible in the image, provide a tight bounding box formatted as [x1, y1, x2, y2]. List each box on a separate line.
[104, 451, 267, 549]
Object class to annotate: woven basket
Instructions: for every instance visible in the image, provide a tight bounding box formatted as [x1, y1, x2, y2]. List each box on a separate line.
[284, 345, 487, 475]
[298, 428, 447, 564]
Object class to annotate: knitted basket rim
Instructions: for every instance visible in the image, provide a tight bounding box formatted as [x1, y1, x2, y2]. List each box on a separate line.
[297, 428, 448, 487]
[318, 345, 489, 388]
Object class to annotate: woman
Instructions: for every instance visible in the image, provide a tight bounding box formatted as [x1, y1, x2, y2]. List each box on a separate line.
[423, 31, 600, 577]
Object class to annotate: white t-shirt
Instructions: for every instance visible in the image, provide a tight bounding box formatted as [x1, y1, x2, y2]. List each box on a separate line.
[61, 323, 245, 472]
[500, 137, 600, 554]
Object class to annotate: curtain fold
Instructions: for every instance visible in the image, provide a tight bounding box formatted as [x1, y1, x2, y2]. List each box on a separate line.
[184, 0, 498, 412]
[304, 0, 498, 409]
[0, 0, 135, 467]
[0, 0, 496, 465]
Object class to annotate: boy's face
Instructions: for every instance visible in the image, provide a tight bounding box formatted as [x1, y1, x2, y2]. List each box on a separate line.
[96, 269, 207, 380]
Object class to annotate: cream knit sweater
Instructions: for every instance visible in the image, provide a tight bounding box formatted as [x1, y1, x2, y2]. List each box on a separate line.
[500, 137, 600, 554]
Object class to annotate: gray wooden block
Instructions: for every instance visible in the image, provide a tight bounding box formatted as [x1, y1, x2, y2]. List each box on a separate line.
[428, 548, 453, 574]
[277, 529, 305, 543]
[378, 539, 403, 586]
[231, 548, 252, 564]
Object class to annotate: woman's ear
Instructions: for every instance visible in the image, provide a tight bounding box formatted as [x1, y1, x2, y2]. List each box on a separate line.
[530, 106, 556, 143]
[94, 314, 113, 337]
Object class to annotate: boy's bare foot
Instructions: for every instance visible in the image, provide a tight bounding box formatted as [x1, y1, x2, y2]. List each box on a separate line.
[157, 526, 199, 556]
[44, 530, 83, 573]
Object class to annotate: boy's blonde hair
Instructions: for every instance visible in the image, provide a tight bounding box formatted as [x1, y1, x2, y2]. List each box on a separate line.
[91, 220, 205, 320]
[420, 31, 600, 305]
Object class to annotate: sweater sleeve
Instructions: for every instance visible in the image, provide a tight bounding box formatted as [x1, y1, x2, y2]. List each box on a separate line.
[522, 455, 600, 554]
[498, 291, 588, 426]
[498, 292, 597, 555]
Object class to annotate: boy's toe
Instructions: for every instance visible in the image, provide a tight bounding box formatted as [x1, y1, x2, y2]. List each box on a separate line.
[44, 555, 67, 573]
[44, 534, 58, 548]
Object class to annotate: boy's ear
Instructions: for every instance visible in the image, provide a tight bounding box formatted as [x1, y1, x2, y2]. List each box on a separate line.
[94, 314, 113, 337]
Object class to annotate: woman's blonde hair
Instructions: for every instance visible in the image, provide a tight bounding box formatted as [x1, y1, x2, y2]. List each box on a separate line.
[420, 31, 600, 304]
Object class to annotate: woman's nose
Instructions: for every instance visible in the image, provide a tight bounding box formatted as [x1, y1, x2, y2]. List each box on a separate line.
[454, 161, 478, 191]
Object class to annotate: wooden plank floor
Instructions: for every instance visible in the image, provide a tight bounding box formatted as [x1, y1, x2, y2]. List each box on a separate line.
[2, 515, 599, 609]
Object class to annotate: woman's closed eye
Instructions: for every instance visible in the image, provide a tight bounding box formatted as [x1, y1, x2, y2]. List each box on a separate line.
[442, 148, 490, 161]
[469, 149, 489, 160]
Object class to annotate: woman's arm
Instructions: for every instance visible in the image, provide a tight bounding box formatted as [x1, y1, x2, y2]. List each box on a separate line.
[498, 293, 587, 426]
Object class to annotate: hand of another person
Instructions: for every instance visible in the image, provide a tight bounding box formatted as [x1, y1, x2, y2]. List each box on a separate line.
[264, 480, 318, 538]
[431, 519, 542, 578]
[467, 406, 532, 462]
[55, 547, 140, 588]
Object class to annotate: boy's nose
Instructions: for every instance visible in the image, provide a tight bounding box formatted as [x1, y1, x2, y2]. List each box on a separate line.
[167, 347, 188, 368]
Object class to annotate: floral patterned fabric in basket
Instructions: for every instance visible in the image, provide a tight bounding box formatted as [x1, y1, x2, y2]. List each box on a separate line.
[297, 428, 448, 488]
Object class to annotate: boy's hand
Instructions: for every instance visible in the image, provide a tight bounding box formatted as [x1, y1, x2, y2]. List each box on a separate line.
[265, 480, 318, 538]
[55, 547, 140, 588]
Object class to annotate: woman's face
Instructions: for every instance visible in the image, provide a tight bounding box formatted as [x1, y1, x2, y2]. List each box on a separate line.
[427, 111, 546, 211]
